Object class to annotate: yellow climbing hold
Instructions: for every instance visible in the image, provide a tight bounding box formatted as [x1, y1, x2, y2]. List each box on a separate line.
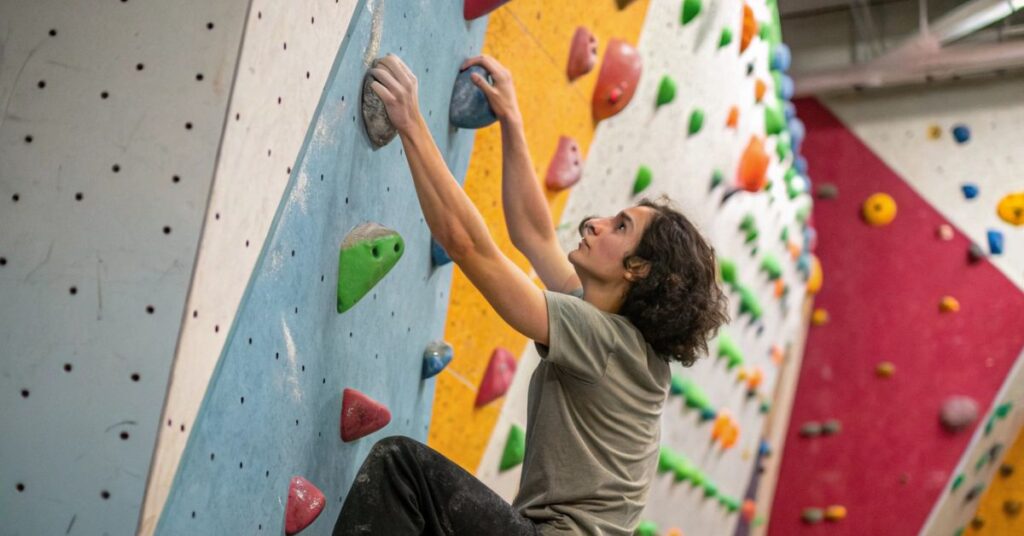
[806, 254, 823, 295]
[825, 505, 847, 521]
[811, 308, 829, 326]
[940, 296, 960, 313]
[876, 361, 895, 378]
[997, 192, 1024, 226]
[863, 193, 897, 226]
[927, 124, 942, 140]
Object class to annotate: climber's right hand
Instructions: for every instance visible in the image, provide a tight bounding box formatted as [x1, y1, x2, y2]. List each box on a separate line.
[460, 55, 521, 124]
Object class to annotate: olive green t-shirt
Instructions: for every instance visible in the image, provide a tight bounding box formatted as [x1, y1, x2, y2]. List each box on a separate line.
[512, 289, 672, 535]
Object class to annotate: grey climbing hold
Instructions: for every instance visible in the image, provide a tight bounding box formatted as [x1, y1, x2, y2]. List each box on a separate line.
[817, 183, 838, 200]
[941, 395, 979, 433]
[450, 65, 498, 129]
[799, 421, 822, 437]
[822, 419, 842, 436]
[362, 59, 398, 148]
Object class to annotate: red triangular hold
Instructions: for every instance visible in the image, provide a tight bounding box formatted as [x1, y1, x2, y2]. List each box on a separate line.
[285, 476, 325, 535]
[340, 388, 392, 442]
[475, 347, 517, 407]
[464, 0, 511, 20]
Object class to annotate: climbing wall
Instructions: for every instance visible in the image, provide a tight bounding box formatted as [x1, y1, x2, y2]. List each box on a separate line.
[139, 1, 361, 532]
[460, 1, 815, 535]
[152, 1, 486, 533]
[967, 420, 1024, 535]
[769, 88, 1024, 536]
[0, 2, 248, 534]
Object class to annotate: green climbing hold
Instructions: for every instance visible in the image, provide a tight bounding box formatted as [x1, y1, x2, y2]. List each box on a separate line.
[780, 226, 789, 242]
[764, 104, 785, 136]
[759, 22, 771, 41]
[634, 520, 659, 536]
[738, 285, 763, 320]
[717, 332, 745, 369]
[633, 165, 653, 195]
[795, 204, 811, 224]
[775, 135, 791, 161]
[681, 0, 702, 25]
[719, 258, 738, 288]
[703, 481, 719, 498]
[680, 377, 712, 411]
[952, 473, 965, 491]
[500, 424, 526, 471]
[760, 254, 782, 280]
[658, 446, 681, 473]
[672, 456, 699, 484]
[688, 108, 705, 135]
[337, 223, 404, 313]
[719, 27, 733, 48]
[710, 169, 724, 190]
[719, 495, 741, 512]
[656, 76, 677, 107]
[759, 400, 771, 414]
[670, 373, 686, 395]
[995, 401, 1013, 418]
[802, 507, 824, 524]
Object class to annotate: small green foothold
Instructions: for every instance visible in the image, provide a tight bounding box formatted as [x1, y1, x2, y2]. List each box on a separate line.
[717, 332, 745, 369]
[681, 0, 702, 25]
[658, 446, 680, 473]
[776, 136, 791, 161]
[801, 508, 824, 524]
[760, 254, 782, 280]
[710, 169, 724, 190]
[500, 424, 526, 471]
[765, 104, 785, 136]
[633, 165, 653, 195]
[995, 401, 1012, 418]
[703, 481, 719, 498]
[975, 450, 991, 473]
[670, 373, 686, 395]
[688, 108, 705, 135]
[759, 400, 771, 414]
[952, 473, 965, 492]
[634, 520, 659, 536]
[795, 204, 811, 224]
[772, 70, 783, 98]
[718, 28, 733, 48]
[753, 515, 766, 527]
[721, 495, 741, 512]
[800, 421, 822, 437]
[337, 223, 405, 313]
[780, 227, 790, 242]
[759, 23, 771, 41]
[719, 258, 738, 287]
[680, 377, 712, 411]
[985, 415, 996, 435]
[656, 76, 677, 107]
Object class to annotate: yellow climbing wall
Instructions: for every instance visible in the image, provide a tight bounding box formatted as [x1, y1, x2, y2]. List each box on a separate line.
[427, 0, 652, 471]
[969, 424, 1024, 534]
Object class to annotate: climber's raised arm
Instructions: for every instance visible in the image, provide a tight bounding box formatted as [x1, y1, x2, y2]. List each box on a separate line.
[368, 54, 549, 345]
[462, 55, 581, 294]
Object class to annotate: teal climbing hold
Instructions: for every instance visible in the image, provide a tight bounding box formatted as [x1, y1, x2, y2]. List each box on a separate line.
[760, 254, 782, 280]
[719, 27, 733, 48]
[656, 75, 677, 107]
[688, 108, 705, 135]
[670, 373, 686, 395]
[681, 0, 702, 25]
[337, 223, 404, 313]
[500, 424, 526, 471]
[634, 165, 653, 195]
[764, 104, 785, 136]
[995, 401, 1013, 418]
[422, 340, 454, 379]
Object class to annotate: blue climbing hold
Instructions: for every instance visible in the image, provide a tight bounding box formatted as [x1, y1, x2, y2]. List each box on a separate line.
[962, 183, 979, 199]
[952, 124, 971, 144]
[758, 439, 772, 457]
[795, 155, 808, 175]
[783, 100, 796, 120]
[699, 408, 718, 421]
[778, 74, 794, 100]
[450, 65, 498, 129]
[788, 117, 805, 152]
[771, 43, 792, 72]
[431, 239, 452, 267]
[988, 229, 1004, 255]
[422, 340, 454, 379]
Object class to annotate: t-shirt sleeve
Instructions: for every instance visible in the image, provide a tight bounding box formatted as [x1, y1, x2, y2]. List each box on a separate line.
[535, 289, 622, 383]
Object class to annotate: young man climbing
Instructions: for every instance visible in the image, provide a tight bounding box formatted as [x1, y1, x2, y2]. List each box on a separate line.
[333, 54, 729, 536]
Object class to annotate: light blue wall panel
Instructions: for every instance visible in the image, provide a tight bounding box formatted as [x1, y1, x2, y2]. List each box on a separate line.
[156, 1, 485, 533]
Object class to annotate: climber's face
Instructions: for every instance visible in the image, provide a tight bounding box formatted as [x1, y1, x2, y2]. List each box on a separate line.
[570, 205, 656, 285]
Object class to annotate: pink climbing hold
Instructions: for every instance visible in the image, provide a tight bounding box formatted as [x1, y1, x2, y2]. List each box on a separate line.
[285, 476, 326, 535]
[475, 347, 517, 407]
[545, 136, 584, 191]
[340, 388, 392, 442]
[464, 0, 511, 20]
[567, 27, 599, 81]
[592, 39, 642, 123]
[940, 395, 979, 433]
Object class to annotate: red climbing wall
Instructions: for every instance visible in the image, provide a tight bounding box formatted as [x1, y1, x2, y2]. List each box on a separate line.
[768, 98, 1024, 535]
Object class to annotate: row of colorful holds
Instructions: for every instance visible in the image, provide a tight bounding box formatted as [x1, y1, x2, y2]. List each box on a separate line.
[656, 446, 742, 509]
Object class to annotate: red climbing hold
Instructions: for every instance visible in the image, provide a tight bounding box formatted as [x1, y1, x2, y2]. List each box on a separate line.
[475, 347, 517, 407]
[567, 27, 599, 81]
[545, 136, 584, 191]
[592, 39, 642, 123]
[285, 476, 325, 535]
[464, 0, 511, 20]
[737, 136, 769, 192]
[340, 388, 392, 442]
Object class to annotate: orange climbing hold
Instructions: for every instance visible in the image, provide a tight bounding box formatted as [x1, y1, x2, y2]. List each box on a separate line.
[771, 344, 784, 365]
[811, 308, 829, 326]
[746, 367, 764, 391]
[340, 388, 392, 442]
[712, 411, 740, 449]
[592, 39, 643, 122]
[726, 106, 740, 129]
[737, 136, 769, 192]
[476, 347, 517, 407]
[754, 79, 767, 102]
[740, 4, 758, 53]
[939, 296, 960, 313]
[741, 499, 757, 521]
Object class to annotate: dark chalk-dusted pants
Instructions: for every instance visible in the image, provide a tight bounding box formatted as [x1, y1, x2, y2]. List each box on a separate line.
[333, 435, 540, 536]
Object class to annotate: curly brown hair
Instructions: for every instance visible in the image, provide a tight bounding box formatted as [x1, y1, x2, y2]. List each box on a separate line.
[618, 196, 730, 366]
